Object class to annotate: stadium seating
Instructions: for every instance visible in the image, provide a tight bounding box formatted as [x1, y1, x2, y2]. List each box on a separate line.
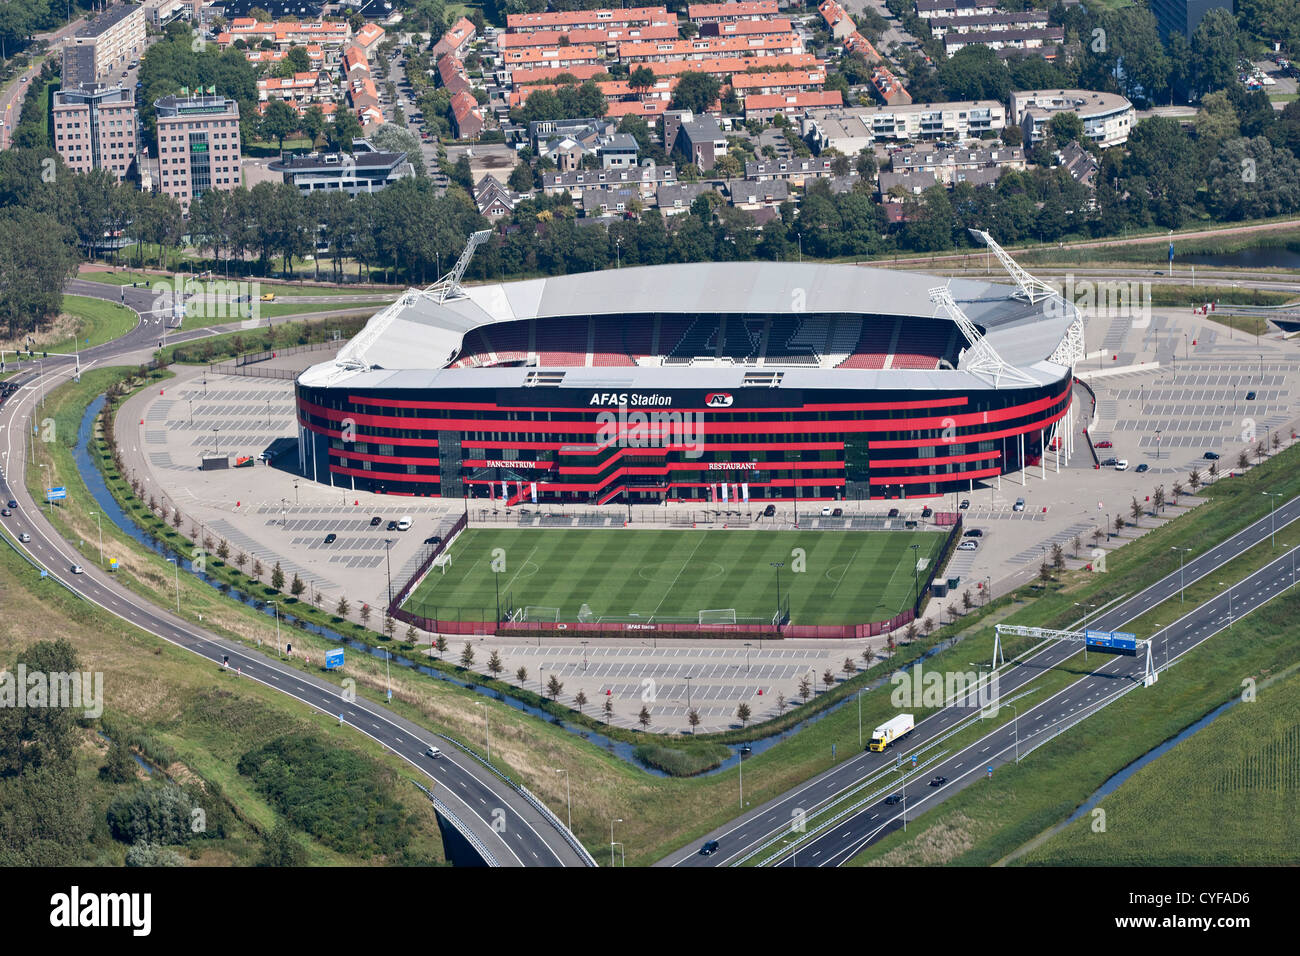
[891, 320, 951, 369]
[838, 318, 896, 369]
[537, 316, 590, 367]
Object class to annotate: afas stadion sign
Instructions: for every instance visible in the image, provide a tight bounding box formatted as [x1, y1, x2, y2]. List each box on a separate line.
[586, 392, 735, 408]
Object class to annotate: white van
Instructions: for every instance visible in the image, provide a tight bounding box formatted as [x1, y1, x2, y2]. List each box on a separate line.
[397, 516, 412, 531]
[1114, 459, 1129, 471]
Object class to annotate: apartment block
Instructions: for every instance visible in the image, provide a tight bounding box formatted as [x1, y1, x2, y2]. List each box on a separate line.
[53, 85, 138, 180]
[154, 94, 242, 213]
[71, 3, 146, 79]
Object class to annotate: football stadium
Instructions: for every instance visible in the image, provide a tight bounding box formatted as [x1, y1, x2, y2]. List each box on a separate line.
[296, 233, 1084, 506]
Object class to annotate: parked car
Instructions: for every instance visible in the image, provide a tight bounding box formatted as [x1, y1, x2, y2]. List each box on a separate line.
[699, 839, 720, 856]
[920, 506, 933, 518]
[324, 533, 337, 544]
[1094, 440, 1113, 448]
[397, 516, 412, 531]
[1100, 457, 1119, 467]
[1246, 391, 1256, 400]
[963, 528, 983, 538]
[959, 499, 970, 509]
[1114, 459, 1129, 471]
[386, 520, 398, 531]
[957, 540, 979, 551]
[1204, 451, 1221, 460]
[762, 503, 776, 517]
[820, 506, 832, 516]
[370, 516, 382, 526]
[424, 535, 442, 545]
[1012, 498, 1026, 511]
[1135, 463, 1149, 473]
[887, 507, 900, 518]
[831, 507, 843, 517]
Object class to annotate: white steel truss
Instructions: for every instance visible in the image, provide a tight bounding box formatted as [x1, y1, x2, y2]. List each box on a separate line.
[1048, 314, 1086, 369]
[427, 229, 492, 303]
[929, 284, 1039, 388]
[994, 624, 1156, 686]
[969, 229, 1058, 303]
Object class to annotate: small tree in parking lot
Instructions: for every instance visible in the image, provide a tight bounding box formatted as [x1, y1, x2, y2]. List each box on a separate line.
[1273, 432, 1281, 451]
[1208, 461, 1219, 479]
[1172, 481, 1184, 504]
[460, 642, 475, 667]
[798, 676, 811, 702]
[688, 707, 701, 733]
[574, 689, 587, 714]
[638, 705, 652, 730]
[487, 649, 503, 678]
[604, 696, 614, 725]
[335, 596, 350, 618]
[290, 573, 305, 598]
[1051, 542, 1065, 571]
[1255, 440, 1267, 462]
[1114, 514, 1125, 536]
[252, 558, 264, 582]
[1188, 468, 1201, 492]
[1238, 449, 1250, 470]
[1130, 497, 1143, 526]
[359, 603, 371, 627]
[435, 635, 448, 658]
[515, 664, 526, 683]
[1153, 486, 1165, 513]
[736, 702, 752, 727]
[546, 674, 563, 700]
[271, 561, 285, 592]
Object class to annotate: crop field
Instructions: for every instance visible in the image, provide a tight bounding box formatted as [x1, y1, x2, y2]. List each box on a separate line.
[401, 528, 947, 626]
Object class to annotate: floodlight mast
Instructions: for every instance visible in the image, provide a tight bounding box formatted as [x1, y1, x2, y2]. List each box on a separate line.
[968, 229, 1059, 304]
[427, 229, 492, 304]
[928, 283, 1039, 388]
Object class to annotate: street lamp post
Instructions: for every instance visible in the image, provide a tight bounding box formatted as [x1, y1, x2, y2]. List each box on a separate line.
[475, 701, 490, 761]
[554, 767, 571, 833]
[1171, 547, 1192, 602]
[268, 600, 281, 656]
[610, 818, 622, 868]
[166, 556, 180, 612]
[89, 511, 103, 566]
[1262, 492, 1282, 550]
[384, 538, 394, 606]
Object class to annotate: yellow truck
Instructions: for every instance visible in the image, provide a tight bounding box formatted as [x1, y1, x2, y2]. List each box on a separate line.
[868, 714, 914, 752]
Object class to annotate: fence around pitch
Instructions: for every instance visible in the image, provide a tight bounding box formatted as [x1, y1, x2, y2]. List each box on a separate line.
[388, 510, 468, 624]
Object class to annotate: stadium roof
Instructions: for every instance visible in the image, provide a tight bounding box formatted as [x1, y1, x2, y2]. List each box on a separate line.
[299, 261, 1079, 391]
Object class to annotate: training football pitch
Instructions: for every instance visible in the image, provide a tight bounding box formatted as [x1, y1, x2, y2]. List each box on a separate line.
[401, 529, 947, 626]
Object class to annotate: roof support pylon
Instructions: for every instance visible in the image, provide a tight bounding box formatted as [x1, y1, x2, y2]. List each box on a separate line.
[929, 284, 1039, 389]
[427, 229, 492, 304]
[969, 229, 1059, 304]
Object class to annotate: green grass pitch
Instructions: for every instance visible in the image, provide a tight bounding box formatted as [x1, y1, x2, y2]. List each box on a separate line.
[400, 529, 947, 626]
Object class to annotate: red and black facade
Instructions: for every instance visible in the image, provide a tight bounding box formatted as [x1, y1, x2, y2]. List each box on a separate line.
[295, 374, 1073, 505]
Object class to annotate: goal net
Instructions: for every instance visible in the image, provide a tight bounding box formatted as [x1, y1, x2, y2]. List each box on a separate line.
[699, 608, 737, 626]
[577, 603, 594, 623]
[523, 605, 560, 622]
[432, 551, 453, 574]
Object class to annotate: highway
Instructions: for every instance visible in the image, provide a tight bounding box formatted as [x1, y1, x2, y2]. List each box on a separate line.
[662, 492, 1300, 867]
[0, 282, 590, 867]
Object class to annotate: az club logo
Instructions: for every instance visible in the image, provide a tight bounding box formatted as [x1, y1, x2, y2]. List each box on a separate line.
[704, 392, 734, 408]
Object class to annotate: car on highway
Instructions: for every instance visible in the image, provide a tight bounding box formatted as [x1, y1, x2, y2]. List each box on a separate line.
[424, 746, 441, 759]
[928, 775, 947, 787]
[957, 539, 979, 551]
[1204, 451, 1221, 460]
[324, 533, 337, 544]
[71, 565, 84, 574]
[963, 528, 983, 537]
[1094, 440, 1113, 448]
[1012, 498, 1025, 511]
[370, 516, 382, 526]
[0, 508, 10, 517]
[1135, 463, 1149, 473]
[887, 507, 900, 518]
[260, 292, 276, 302]
[18, 533, 30, 542]
[699, 839, 720, 856]
[1114, 459, 1129, 471]
[884, 793, 902, 805]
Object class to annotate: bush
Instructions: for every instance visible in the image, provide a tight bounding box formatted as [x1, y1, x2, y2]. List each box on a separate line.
[106, 783, 199, 846]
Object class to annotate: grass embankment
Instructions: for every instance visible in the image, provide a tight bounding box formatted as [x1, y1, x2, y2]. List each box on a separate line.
[28, 364, 1300, 863]
[0, 297, 134, 355]
[0, 519, 446, 865]
[179, 300, 390, 330]
[156, 316, 367, 365]
[1017, 224, 1300, 270]
[1016, 666, 1300, 865]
